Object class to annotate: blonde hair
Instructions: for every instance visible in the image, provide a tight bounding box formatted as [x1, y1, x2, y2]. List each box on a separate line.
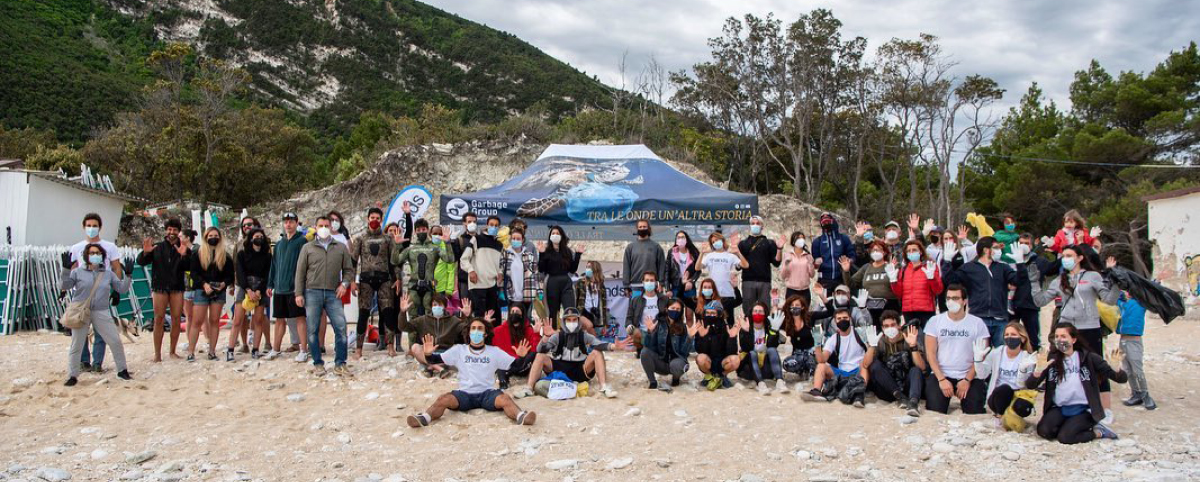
[1063, 209, 1087, 230]
[198, 227, 228, 271]
[1003, 321, 1034, 353]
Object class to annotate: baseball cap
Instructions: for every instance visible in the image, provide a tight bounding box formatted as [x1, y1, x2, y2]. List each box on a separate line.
[561, 307, 581, 319]
[834, 284, 851, 294]
[819, 213, 835, 225]
[282, 212, 298, 221]
[884, 221, 901, 229]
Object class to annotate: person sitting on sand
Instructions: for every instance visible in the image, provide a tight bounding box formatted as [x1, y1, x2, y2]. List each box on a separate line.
[515, 308, 629, 399]
[694, 301, 741, 391]
[802, 308, 868, 407]
[405, 294, 470, 378]
[638, 298, 695, 392]
[406, 318, 536, 427]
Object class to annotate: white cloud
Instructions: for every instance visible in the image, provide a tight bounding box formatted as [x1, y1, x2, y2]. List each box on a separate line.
[423, 0, 1200, 114]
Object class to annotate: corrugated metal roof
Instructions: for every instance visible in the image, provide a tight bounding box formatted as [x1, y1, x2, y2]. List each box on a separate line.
[4, 170, 147, 203]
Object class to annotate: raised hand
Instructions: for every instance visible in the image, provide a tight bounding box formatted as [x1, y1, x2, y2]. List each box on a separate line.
[768, 312, 784, 331]
[60, 251, 73, 270]
[957, 225, 970, 240]
[483, 309, 496, 323]
[1034, 349, 1051, 376]
[175, 239, 190, 256]
[142, 237, 155, 253]
[923, 261, 937, 279]
[1090, 226, 1102, 239]
[537, 241, 546, 253]
[907, 213, 920, 232]
[838, 256, 851, 272]
[1106, 256, 1117, 269]
[726, 321, 741, 338]
[855, 221, 869, 237]
[643, 315, 657, 333]
[973, 337, 991, 361]
[400, 293, 412, 313]
[696, 322, 710, 337]
[576, 243, 586, 255]
[402, 200, 412, 214]
[854, 289, 869, 308]
[904, 325, 919, 346]
[922, 218, 936, 235]
[422, 334, 435, 355]
[1107, 347, 1125, 369]
[460, 297, 472, 316]
[885, 262, 899, 282]
[1011, 243, 1027, 264]
[739, 317, 751, 332]
[686, 319, 700, 337]
[865, 326, 881, 346]
[515, 339, 531, 358]
[614, 336, 634, 351]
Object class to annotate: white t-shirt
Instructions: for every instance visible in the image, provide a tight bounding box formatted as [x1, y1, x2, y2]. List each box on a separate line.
[702, 252, 740, 297]
[997, 352, 1022, 390]
[1053, 352, 1089, 407]
[641, 295, 660, 328]
[70, 239, 121, 265]
[754, 327, 767, 352]
[924, 312, 989, 379]
[441, 344, 515, 394]
[822, 332, 866, 372]
[584, 288, 599, 310]
[508, 250, 525, 302]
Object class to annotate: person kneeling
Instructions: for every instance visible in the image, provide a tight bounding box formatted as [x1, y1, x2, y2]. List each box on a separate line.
[923, 285, 989, 414]
[639, 299, 694, 392]
[982, 322, 1038, 431]
[694, 301, 740, 391]
[864, 311, 926, 416]
[517, 308, 628, 399]
[407, 318, 535, 427]
[1026, 324, 1127, 444]
[406, 294, 468, 378]
[803, 308, 868, 407]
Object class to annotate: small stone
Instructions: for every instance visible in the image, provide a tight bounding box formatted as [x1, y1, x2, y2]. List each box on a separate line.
[394, 403, 407, 410]
[623, 407, 642, 417]
[126, 451, 157, 465]
[809, 476, 840, 482]
[674, 409, 688, 418]
[286, 393, 306, 402]
[606, 457, 633, 470]
[154, 460, 183, 473]
[899, 416, 917, 425]
[90, 449, 109, 460]
[793, 450, 811, 460]
[739, 474, 765, 482]
[654, 459, 672, 468]
[119, 469, 144, 480]
[932, 442, 955, 453]
[545, 459, 578, 471]
[337, 433, 352, 444]
[1002, 452, 1020, 461]
[79, 427, 100, 435]
[34, 467, 71, 481]
[265, 383, 285, 391]
[365, 392, 380, 400]
[41, 446, 65, 454]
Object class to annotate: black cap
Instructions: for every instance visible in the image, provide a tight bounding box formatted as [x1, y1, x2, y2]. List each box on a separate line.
[282, 212, 298, 221]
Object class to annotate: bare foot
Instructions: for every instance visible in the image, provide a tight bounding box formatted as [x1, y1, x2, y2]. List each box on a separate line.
[387, 350, 397, 358]
[153, 356, 163, 363]
[352, 351, 362, 361]
[169, 353, 182, 360]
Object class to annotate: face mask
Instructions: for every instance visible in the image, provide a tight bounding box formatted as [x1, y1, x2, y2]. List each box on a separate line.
[713, 240, 724, 251]
[206, 237, 220, 246]
[863, 232, 874, 242]
[88, 254, 104, 265]
[85, 227, 100, 238]
[886, 231, 899, 240]
[835, 295, 849, 305]
[511, 239, 523, 249]
[469, 331, 485, 345]
[584, 268, 593, 277]
[836, 319, 851, 332]
[821, 222, 833, 231]
[466, 222, 478, 233]
[369, 220, 381, 230]
[1005, 223, 1016, 231]
[565, 322, 579, 332]
[789, 307, 803, 316]
[676, 238, 687, 247]
[944, 240, 956, 249]
[870, 251, 884, 261]
[637, 228, 650, 238]
[1054, 340, 1072, 352]
[752, 313, 766, 323]
[416, 232, 428, 243]
[701, 288, 714, 298]
[550, 234, 562, 244]
[253, 238, 266, 247]
[431, 306, 445, 317]
[487, 226, 499, 236]
[331, 221, 341, 232]
[907, 252, 921, 263]
[750, 225, 762, 235]
[643, 281, 656, 292]
[667, 310, 682, 321]
[883, 327, 900, 339]
[1061, 257, 1077, 271]
[794, 238, 806, 249]
[1004, 337, 1023, 350]
[946, 300, 963, 313]
[317, 227, 332, 240]
[704, 315, 720, 325]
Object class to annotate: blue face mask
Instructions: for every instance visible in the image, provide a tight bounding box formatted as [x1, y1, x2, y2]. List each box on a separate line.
[713, 240, 724, 251]
[432, 305, 445, 317]
[584, 269, 593, 277]
[907, 252, 920, 263]
[1061, 257, 1077, 271]
[701, 288, 714, 298]
[88, 254, 104, 265]
[643, 281, 656, 292]
[863, 232, 874, 242]
[511, 240, 523, 249]
[469, 331, 485, 345]
[1005, 223, 1016, 231]
[750, 225, 762, 235]
[487, 226, 498, 236]
[85, 227, 100, 238]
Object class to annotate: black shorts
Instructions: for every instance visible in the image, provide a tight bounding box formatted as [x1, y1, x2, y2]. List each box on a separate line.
[272, 293, 304, 319]
[451, 389, 502, 411]
[552, 359, 595, 383]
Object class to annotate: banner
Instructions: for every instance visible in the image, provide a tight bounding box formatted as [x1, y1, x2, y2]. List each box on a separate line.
[385, 185, 433, 235]
[595, 279, 630, 342]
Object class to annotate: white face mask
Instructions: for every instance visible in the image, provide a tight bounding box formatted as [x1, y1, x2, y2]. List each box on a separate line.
[331, 221, 341, 232]
[550, 234, 562, 244]
[317, 227, 332, 240]
[835, 295, 849, 305]
[870, 251, 884, 261]
[565, 322, 579, 332]
[883, 327, 900, 339]
[946, 300, 963, 313]
[466, 222, 478, 233]
[794, 238, 806, 249]
[886, 230, 899, 240]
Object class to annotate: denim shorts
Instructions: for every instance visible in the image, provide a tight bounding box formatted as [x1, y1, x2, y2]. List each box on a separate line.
[192, 289, 227, 306]
[451, 389, 502, 412]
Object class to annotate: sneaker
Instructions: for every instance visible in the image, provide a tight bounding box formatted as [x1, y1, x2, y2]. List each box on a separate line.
[657, 384, 674, 393]
[852, 398, 865, 408]
[64, 377, 77, 387]
[1143, 393, 1158, 411]
[893, 390, 906, 406]
[186, 354, 196, 363]
[704, 374, 721, 392]
[906, 398, 922, 417]
[801, 388, 826, 402]
[756, 381, 771, 395]
[1101, 409, 1115, 427]
[721, 377, 733, 389]
[407, 412, 431, 428]
[648, 381, 659, 390]
[264, 350, 280, 361]
[294, 352, 308, 363]
[226, 349, 234, 362]
[516, 410, 537, 426]
[117, 370, 132, 381]
[1122, 392, 1144, 407]
[600, 385, 618, 398]
[251, 349, 260, 359]
[1095, 422, 1119, 440]
[775, 379, 790, 394]
[310, 364, 326, 376]
[670, 375, 681, 387]
[207, 352, 218, 361]
[81, 362, 92, 371]
[333, 365, 352, 377]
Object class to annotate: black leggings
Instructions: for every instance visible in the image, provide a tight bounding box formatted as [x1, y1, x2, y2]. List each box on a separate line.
[987, 384, 1034, 417]
[1012, 308, 1041, 351]
[544, 274, 576, 323]
[784, 288, 811, 307]
[1037, 406, 1097, 444]
[1076, 327, 1110, 392]
[924, 373, 987, 414]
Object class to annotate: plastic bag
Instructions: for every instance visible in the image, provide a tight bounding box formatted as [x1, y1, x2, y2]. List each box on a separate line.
[1104, 267, 1186, 324]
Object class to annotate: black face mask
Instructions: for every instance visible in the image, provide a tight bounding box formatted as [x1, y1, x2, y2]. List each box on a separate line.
[252, 238, 266, 247]
[416, 232, 428, 243]
[509, 312, 524, 325]
[1004, 337, 1023, 350]
[667, 310, 682, 321]
[206, 238, 219, 246]
[789, 307, 803, 316]
[836, 319, 851, 332]
[704, 315, 720, 326]
[637, 228, 650, 238]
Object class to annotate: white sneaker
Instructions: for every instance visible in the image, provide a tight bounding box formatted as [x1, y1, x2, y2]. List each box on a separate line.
[776, 379, 790, 394]
[756, 381, 771, 395]
[264, 350, 280, 361]
[294, 352, 308, 363]
[1101, 409, 1115, 426]
[601, 385, 618, 399]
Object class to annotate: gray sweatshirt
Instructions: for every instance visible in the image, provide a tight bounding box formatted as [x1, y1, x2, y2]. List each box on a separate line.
[537, 331, 612, 363]
[1029, 266, 1118, 330]
[60, 267, 131, 312]
[622, 238, 666, 288]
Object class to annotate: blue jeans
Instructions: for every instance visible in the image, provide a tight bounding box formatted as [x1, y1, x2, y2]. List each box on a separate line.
[81, 334, 106, 368]
[983, 317, 1008, 347]
[305, 289, 348, 366]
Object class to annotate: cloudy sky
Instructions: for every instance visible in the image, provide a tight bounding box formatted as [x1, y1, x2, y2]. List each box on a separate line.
[424, 0, 1200, 114]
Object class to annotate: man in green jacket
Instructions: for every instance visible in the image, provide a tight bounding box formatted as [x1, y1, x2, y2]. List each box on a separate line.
[266, 212, 308, 362]
[393, 218, 450, 320]
[295, 216, 355, 376]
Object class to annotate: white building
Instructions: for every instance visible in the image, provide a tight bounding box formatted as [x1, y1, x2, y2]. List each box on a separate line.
[1144, 186, 1200, 299]
[0, 170, 143, 246]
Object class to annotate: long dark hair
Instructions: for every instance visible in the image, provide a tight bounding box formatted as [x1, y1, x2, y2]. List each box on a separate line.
[666, 298, 686, 335]
[545, 225, 572, 264]
[673, 230, 700, 259]
[1059, 245, 1099, 298]
[327, 210, 349, 237]
[782, 295, 811, 337]
[506, 305, 527, 345]
[1048, 323, 1090, 376]
[244, 227, 266, 252]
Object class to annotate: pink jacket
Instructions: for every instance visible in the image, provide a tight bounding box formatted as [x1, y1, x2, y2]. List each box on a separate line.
[1051, 228, 1095, 254]
[780, 249, 816, 291]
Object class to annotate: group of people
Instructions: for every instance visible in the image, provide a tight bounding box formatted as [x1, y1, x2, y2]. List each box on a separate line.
[58, 207, 1156, 441]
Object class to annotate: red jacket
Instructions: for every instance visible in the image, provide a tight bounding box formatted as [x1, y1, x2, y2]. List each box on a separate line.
[1051, 229, 1095, 254]
[492, 321, 541, 357]
[890, 263, 944, 313]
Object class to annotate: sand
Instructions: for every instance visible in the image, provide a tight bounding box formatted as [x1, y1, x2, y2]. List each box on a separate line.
[2, 308, 1199, 482]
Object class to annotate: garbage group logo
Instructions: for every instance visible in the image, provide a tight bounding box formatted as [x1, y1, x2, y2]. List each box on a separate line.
[445, 198, 470, 221]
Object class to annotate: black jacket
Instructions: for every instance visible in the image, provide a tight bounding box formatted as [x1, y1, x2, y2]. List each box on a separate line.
[738, 235, 780, 283]
[694, 319, 738, 358]
[538, 246, 581, 277]
[1011, 255, 1054, 311]
[236, 245, 273, 292]
[626, 294, 671, 332]
[665, 249, 699, 293]
[136, 239, 189, 292]
[943, 257, 1017, 320]
[189, 251, 235, 290]
[738, 324, 783, 353]
[1025, 350, 1127, 423]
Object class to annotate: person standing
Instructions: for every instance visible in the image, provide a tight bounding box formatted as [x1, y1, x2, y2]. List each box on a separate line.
[395, 218, 450, 320]
[295, 216, 355, 376]
[812, 213, 854, 297]
[698, 232, 748, 314]
[666, 231, 701, 315]
[622, 219, 666, 297]
[538, 226, 582, 325]
[738, 216, 782, 318]
[70, 213, 124, 372]
[266, 212, 308, 361]
[843, 240, 898, 329]
[460, 215, 504, 317]
[187, 227, 234, 362]
[231, 228, 272, 360]
[229, 216, 261, 355]
[136, 218, 190, 362]
[452, 212, 479, 304]
[889, 239, 943, 333]
[943, 236, 1017, 347]
[500, 228, 541, 318]
[574, 260, 609, 330]
[351, 207, 398, 358]
[60, 245, 133, 385]
[1116, 291, 1156, 410]
[780, 231, 816, 304]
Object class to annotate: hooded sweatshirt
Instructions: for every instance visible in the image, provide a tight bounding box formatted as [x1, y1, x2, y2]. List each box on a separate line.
[812, 218, 854, 282]
[1029, 267, 1119, 330]
[460, 234, 503, 290]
